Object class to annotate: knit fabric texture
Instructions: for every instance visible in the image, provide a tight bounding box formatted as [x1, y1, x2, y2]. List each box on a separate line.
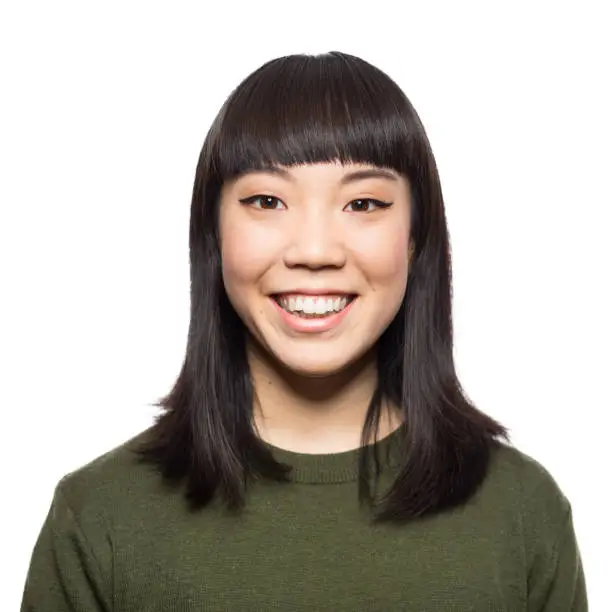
[21, 426, 587, 610]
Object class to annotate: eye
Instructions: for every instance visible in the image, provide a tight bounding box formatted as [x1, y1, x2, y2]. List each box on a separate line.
[238, 194, 286, 210]
[344, 198, 392, 213]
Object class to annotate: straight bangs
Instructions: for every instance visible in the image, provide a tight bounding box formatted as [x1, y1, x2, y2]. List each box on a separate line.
[209, 52, 424, 181]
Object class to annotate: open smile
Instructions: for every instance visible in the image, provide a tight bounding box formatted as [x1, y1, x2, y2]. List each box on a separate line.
[270, 293, 357, 333]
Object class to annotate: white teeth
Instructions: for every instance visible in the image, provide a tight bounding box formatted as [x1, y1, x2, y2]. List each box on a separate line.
[277, 294, 351, 316]
[303, 297, 316, 314]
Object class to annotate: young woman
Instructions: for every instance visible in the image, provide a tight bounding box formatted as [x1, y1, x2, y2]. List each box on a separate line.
[21, 52, 587, 610]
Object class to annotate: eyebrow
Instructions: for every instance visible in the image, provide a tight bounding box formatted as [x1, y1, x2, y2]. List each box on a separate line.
[240, 166, 399, 184]
[340, 169, 399, 184]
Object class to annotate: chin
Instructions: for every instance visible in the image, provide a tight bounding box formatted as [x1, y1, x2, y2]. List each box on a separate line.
[281, 359, 351, 379]
[245, 327, 376, 381]
[270, 345, 373, 380]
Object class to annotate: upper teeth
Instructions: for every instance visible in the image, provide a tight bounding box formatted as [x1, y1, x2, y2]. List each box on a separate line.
[278, 295, 350, 314]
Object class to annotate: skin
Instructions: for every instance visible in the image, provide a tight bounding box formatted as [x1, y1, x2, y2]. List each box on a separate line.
[218, 161, 413, 453]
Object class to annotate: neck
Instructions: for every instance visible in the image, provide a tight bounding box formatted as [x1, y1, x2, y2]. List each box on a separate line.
[247, 339, 402, 454]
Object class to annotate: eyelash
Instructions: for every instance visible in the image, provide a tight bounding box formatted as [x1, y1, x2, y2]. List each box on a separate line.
[238, 195, 393, 213]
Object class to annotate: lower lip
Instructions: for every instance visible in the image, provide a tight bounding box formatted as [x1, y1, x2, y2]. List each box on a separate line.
[270, 297, 356, 333]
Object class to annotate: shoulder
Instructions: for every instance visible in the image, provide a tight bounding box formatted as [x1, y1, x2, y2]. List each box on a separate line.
[488, 441, 569, 507]
[484, 444, 587, 607]
[53, 426, 163, 523]
[483, 441, 572, 545]
[23, 428, 164, 608]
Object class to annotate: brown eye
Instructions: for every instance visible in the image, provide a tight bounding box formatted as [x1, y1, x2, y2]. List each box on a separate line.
[238, 195, 286, 210]
[344, 198, 392, 213]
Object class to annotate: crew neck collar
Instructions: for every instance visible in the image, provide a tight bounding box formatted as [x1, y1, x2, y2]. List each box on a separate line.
[262, 422, 406, 484]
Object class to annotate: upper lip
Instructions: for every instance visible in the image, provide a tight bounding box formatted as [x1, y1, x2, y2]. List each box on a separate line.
[272, 289, 356, 296]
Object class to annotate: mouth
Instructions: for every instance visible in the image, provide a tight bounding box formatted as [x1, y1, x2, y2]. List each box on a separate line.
[272, 293, 357, 319]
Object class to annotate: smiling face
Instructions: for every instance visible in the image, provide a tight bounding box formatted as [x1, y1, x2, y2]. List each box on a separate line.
[218, 161, 412, 377]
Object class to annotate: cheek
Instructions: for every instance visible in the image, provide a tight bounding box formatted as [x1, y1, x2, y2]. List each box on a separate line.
[219, 216, 278, 296]
[220, 230, 261, 326]
[356, 224, 411, 290]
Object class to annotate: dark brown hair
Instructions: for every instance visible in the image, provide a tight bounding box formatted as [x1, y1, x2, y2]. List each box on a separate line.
[134, 51, 508, 523]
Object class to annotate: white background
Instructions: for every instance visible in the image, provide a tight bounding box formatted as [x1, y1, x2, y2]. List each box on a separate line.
[1, 1, 610, 609]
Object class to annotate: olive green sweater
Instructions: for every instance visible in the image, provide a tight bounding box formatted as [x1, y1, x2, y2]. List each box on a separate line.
[21, 426, 587, 611]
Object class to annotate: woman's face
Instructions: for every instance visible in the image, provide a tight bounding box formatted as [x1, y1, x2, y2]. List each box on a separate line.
[218, 161, 412, 377]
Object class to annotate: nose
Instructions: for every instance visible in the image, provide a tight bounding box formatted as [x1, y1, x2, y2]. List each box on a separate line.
[282, 207, 346, 270]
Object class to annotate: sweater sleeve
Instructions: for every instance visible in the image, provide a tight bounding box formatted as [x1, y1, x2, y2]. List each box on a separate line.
[524, 480, 588, 611]
[20, 482, 113, 611]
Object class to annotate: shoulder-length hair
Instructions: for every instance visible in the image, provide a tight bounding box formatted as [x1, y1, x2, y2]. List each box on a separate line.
[135, 51, 508, 523]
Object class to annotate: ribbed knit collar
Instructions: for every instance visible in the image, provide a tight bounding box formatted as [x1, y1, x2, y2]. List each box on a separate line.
[263, 423, 406, 484]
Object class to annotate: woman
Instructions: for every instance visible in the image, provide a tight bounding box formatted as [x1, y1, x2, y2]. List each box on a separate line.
[21, 52, 587, 610]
